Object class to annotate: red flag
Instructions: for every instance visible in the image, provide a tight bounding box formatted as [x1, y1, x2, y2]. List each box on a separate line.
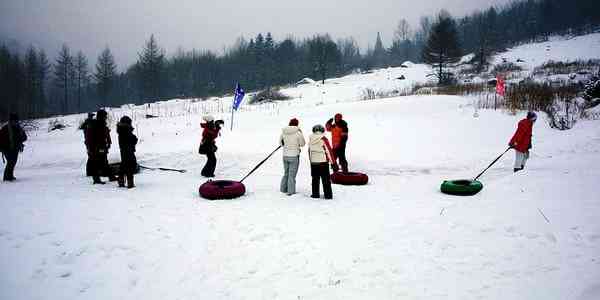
[496, 75, 505, 96]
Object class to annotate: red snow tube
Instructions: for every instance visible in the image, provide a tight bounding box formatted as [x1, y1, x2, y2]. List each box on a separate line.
[331, 172, 369, 185]
[199, 180, 246, 200]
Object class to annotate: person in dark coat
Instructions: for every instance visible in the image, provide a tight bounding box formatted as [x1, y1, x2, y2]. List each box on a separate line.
[0, 113, 27, 182]
[80, 112, 95, 176]
[509, 111, 536, 172]
[116, 116, 138, 188]
[86, 109, 116, 184]
[325, 113, 349, 173]
[199, 115, 223, 177]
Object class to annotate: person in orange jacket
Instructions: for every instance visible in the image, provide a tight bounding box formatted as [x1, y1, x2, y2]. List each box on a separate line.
[509, 111, 536, 172]
[325, 113, 349, 173]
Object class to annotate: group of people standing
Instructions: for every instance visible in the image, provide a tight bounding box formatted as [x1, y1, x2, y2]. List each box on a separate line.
[81, 110, 138, 188]
[279, 113, 349, 199]
[2, 110, 536, 195]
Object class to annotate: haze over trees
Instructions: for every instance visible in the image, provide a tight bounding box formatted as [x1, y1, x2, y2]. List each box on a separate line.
[1, 0, 599, 120]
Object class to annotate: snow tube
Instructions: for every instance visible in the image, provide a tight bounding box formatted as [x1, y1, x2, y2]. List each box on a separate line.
[199, 180, 246, 200]
[331, 172, 369, 185]
[440, 179, 483, 196]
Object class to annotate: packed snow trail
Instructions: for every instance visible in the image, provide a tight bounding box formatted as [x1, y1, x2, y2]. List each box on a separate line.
[1, 95, 600, 300]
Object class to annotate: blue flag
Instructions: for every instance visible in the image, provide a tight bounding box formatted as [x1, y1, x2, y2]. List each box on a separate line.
[233, 83, 245, 111]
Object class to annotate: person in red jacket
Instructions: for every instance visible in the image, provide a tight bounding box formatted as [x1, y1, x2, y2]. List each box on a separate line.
[325, 113, 349, 173]
[199, 115, 224, 177]
[509, 111, 536, 172]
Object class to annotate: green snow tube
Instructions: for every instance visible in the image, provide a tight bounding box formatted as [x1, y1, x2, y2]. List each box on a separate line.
[440, 179, 483, 196]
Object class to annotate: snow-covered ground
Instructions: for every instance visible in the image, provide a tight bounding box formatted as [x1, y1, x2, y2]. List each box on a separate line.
[493, 32, 600, 70]
[1, 34, 600, 300]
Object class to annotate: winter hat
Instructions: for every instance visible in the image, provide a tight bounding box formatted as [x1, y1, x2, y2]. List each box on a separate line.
[96, 109, 108, 120]
[202, 115, 215, 122]
[312, 124, 325, 133]
[289, 118, 299, 126]
[334, 113, 343, 121]
[527, 111, 537, 121]
[120, 116, 132, 125]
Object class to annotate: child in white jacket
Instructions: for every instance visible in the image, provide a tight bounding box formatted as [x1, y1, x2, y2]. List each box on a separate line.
[308, 124, 337, 199]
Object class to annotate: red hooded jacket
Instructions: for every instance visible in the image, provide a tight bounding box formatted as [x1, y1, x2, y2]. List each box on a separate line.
[201, 122, 220, 145]
[509, 118, 533, 153]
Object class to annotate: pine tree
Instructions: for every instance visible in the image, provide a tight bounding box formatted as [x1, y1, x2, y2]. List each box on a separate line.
[422, 11, 462, 85]
[308, 35, 341, 84]
[74, 51, 89, 111]
[373, 32, 387, 68]
[137, 34, 165, 100]
[95, 47, 117, 106]
[37, 49, 51, 115]
[24, 46, 39, 116]
[54, 44, 74, 113]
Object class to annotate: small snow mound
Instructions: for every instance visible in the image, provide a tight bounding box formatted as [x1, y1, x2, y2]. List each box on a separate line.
[460, 53, 475, 64]
[296, 78, 316, 85]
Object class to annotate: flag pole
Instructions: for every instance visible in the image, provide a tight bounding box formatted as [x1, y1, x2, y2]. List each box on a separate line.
[230, 104, 235, 131]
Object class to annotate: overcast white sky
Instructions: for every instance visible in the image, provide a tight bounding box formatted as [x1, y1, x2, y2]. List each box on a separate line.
[0, 0, 512, 69]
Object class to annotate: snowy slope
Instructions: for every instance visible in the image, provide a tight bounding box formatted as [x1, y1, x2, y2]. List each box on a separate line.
[493, 33, 600, 69]
[1, 35, 600, 300]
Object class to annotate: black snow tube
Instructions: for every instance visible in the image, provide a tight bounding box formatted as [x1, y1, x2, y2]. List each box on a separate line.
[331, 172, 369, 185]
[199, 180, 246, 200]
[440, 179, 483, 196]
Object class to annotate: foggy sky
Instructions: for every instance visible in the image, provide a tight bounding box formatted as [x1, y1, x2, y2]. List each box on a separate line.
[1, 0, 512, 69]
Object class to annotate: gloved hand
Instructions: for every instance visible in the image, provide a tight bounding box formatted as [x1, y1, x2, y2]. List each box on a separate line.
[508, 142, 515, 148]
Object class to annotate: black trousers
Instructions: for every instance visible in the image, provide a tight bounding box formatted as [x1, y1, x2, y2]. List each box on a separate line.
[3, 150, 18, 180]
[334, 145, 348, 173]
[201, 151, 217, 177]
[86, 152, 93, 176]
[311, 163, 332, 199]
[92, 152, 114, 182]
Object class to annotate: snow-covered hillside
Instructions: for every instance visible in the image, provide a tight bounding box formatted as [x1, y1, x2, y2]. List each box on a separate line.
[1, 34, 600, 300]
[493, 33, 600, 70]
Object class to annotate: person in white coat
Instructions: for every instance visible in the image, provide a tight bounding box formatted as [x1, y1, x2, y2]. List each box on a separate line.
[308, 124, 337, 199]
[280, 118, 305, 195]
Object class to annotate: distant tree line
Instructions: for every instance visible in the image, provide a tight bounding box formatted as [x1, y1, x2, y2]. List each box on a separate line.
[1, 0, 599, 120]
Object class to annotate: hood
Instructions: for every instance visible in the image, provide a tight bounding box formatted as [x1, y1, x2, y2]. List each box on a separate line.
[282, 126, 300, 135]
[309, 133, 324, 145]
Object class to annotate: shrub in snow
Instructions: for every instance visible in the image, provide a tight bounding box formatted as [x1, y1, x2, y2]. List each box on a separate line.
[492, 62, 523, 75]
[582, 76, 600, 108]
[48, 119, 67, 132]
[533, 59, 600, 76]
[360, 88, 376, 100]
[547, 98, 585, 130]
[249, 88, 291, 104]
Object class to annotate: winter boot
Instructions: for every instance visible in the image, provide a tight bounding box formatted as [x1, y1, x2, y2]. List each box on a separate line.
[126, 174, 135, 189]
[93, 176, 105, 184]
[118, 175, 125, 187]
[514, 167, 523, 173]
